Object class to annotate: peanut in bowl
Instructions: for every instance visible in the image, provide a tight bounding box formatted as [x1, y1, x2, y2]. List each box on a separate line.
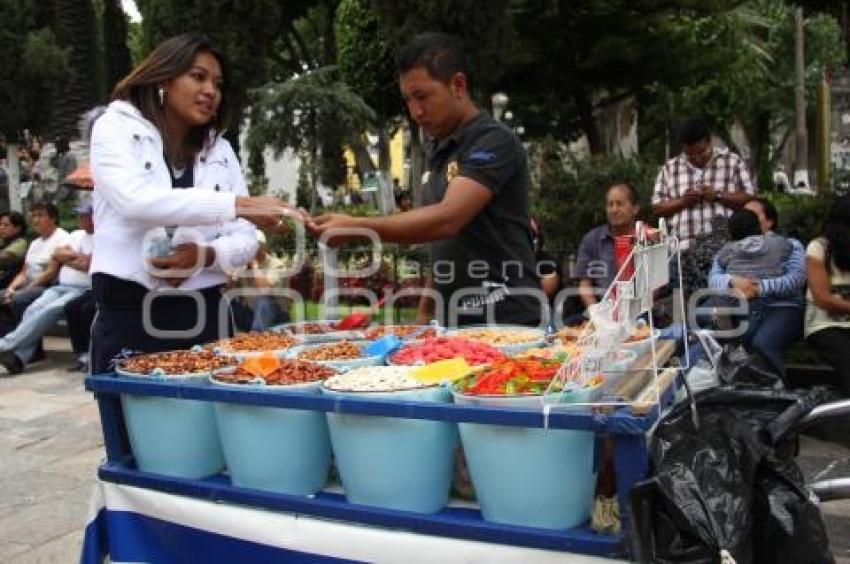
[116, 349, 236, 379]
[210, 331, 302, 358]
[211, 358, 336, 390]
[289, 340, 384, 370]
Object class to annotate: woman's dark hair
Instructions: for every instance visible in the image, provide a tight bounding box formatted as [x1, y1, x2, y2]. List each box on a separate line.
[5, 211, 25, 234]
[823, 196, 850, 272]
[678, 117, 711, 146]
[606, 182, 640, 205]
[111, 33, 231, 161]
[0, 211, 26, 236]
[750, 196, 779, 230]
[29, 202, 59, 222]
[396, 32, 469, 84]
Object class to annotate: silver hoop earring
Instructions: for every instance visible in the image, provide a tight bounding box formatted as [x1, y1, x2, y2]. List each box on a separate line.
[157, 87, 164, 107]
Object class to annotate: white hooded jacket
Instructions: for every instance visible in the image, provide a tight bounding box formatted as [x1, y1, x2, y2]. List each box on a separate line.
[89, 100, 258, 290]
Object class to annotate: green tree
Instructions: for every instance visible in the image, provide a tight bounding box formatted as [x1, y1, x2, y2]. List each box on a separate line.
[101, 0, 132, 95]
[639, 1, 844, 188]
[247, 66, 376, 212]
[503, 0, 748, 153]
[0, 0, 69, 209]
[49, 0, 100, 137]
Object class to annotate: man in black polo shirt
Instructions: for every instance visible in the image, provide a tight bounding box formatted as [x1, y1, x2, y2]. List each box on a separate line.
[310, 32, 542, 327]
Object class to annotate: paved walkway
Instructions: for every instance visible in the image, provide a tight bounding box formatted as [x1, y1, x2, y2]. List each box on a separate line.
[0, 337, 849, 562]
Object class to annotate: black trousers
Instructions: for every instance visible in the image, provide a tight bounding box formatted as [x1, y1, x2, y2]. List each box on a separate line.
[90, 274, 233, 375]
[807, 326, 850, 396]
[64, 290, 95, 355]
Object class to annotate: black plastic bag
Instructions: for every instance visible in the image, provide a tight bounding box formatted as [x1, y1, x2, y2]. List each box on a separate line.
[716, 344, 783, 388]
[630, 386, 834, 564]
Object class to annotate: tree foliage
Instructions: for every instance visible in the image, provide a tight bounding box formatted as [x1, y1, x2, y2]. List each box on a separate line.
[49, 0, 100, 137]
[0, 0, 69, 139]
[247, 66, 376, 210]
[101, 0, 132, 96]
[336, 0, 398, 125]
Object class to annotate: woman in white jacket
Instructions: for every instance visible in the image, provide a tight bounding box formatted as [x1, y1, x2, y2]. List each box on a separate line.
[89, 33, 297, 374]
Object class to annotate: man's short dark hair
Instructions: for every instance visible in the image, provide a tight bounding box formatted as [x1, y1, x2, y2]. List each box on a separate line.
[751, 196, 779, 230]
[606, 181, 640, 205]
[396, 32, 469, 84]
[678, 117, 711, 146]
[29, 202, 59, 222]
[1, 211, 26, 234]
[728, 208, 761, 241]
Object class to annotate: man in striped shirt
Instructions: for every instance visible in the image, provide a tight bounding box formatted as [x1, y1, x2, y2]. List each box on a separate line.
[707, 197, 805, 378]
[652, 117, 756, 250]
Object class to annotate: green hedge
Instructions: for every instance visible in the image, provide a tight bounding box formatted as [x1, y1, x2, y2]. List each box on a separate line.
[763, 192, 835, 245]
[530, 143, 658, 254]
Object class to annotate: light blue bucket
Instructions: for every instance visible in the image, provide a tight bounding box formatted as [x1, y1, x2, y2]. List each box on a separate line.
[211, 373, 331, 495]
[321, 385, 457, 513]
[452, 385, 601, 529]
[117, 369, 224, 479]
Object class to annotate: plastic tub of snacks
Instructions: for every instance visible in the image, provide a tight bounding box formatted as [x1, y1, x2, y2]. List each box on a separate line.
[211, 357, 336, 495]
[387, 336, 505, 367]
[273, 320, 364, 344]
[320, 366, 457, 513]
[210, 330, 302, 359]
[362, 324, 440, 341]
[115, 350, 235, 479]
[289, 340, 384, 371]
[451, 359, 602, 530]
[446, 325, 547, 356]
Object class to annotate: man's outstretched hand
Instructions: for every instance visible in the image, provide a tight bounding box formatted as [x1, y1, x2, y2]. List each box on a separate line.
[308, 213, 364, 247]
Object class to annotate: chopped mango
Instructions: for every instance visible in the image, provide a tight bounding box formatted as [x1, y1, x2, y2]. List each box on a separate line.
[241, 354, 280, 378]
[411, 357, 472, 384]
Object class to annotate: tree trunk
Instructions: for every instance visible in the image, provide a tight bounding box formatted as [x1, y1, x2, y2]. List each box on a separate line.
[7, 144, 21, 212]
[751, 112, 771, 190]
[376, 128, 395, 215]
[377, 129, 391, 172]
[350, 135, 376, 182]
[574, 87, 603, 155]
[794, 7, 810, 190]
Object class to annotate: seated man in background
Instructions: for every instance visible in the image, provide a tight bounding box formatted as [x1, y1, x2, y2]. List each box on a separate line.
[0, 211, 29, 290]
[573, 182, 641, 317]
[0, 203, 94, 375]
[229, 230, 291, 332]
[2, 203, 70, 320]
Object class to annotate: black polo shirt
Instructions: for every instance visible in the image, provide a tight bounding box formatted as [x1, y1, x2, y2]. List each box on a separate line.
[423, 111, 542, 327]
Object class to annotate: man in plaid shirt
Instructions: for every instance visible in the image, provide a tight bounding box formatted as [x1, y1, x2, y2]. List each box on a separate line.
[652, 118, 756, 250]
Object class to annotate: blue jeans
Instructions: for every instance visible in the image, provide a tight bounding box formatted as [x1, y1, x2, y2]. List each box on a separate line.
[250, 295, 288, 331]
[742, 300, 804, 378]
[0, 284, 87, 363]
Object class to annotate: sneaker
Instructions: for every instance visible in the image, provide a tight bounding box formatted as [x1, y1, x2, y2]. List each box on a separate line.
[0, 350, 23, 376]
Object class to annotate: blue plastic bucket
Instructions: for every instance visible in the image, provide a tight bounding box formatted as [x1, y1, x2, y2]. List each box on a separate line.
[321, 385, 457, 513]
[452, 387, 600, 529]
[118, 371, 224, 479]
[211, 376, 332, 495]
